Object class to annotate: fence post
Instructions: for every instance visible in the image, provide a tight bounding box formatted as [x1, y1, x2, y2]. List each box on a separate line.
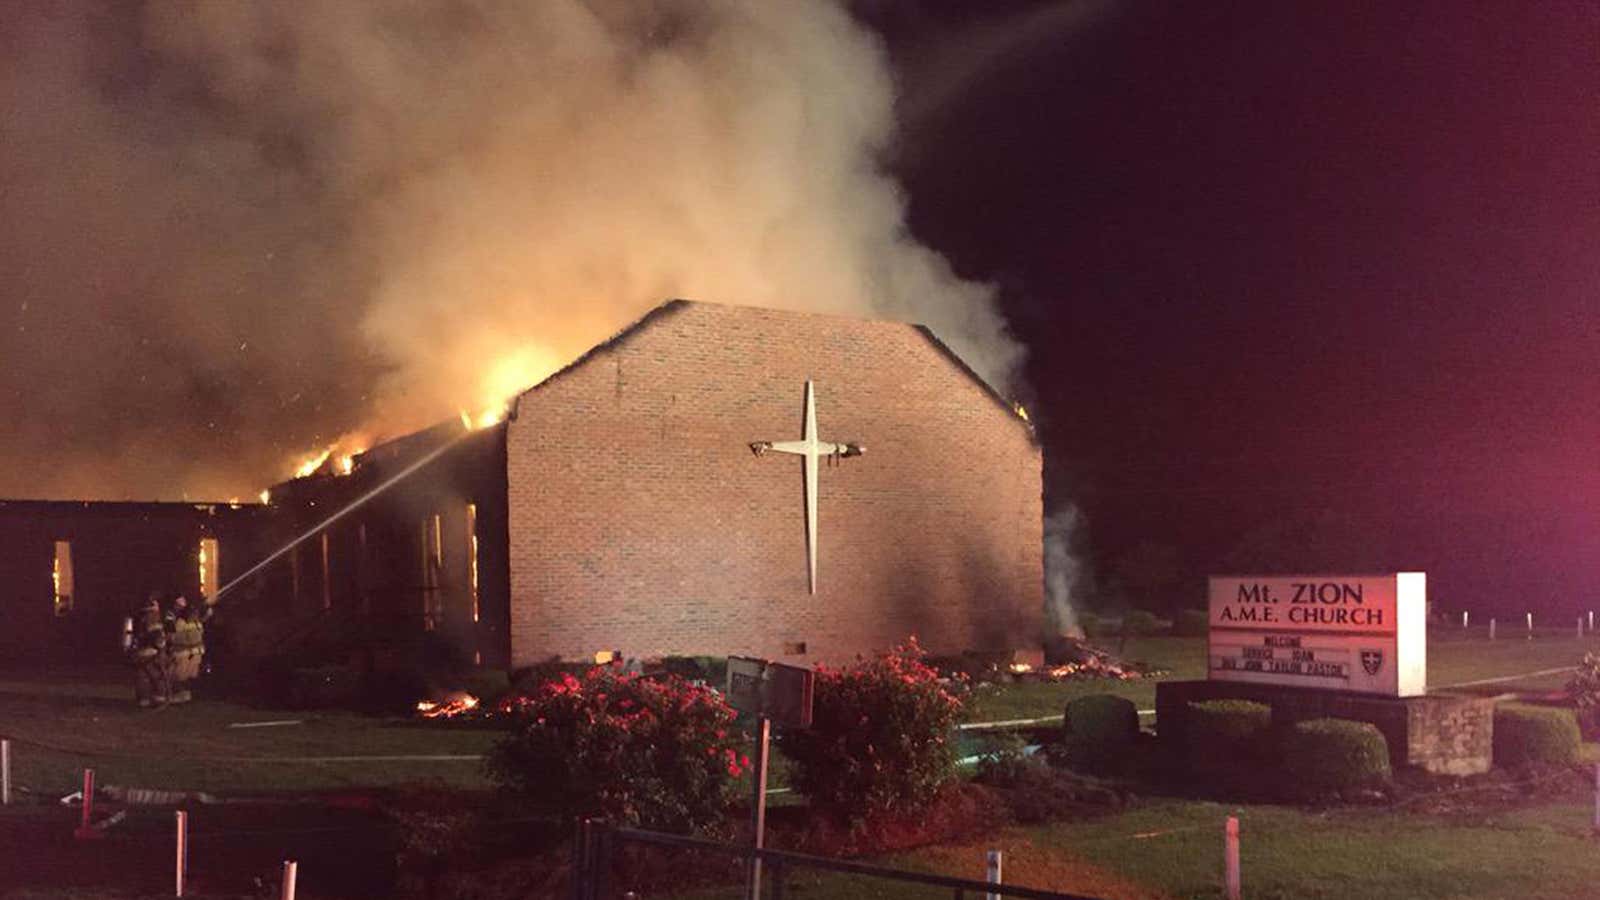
[1592, 763, 1599, 833]
[1462, 611, 1468, 629]
[1, 738, 10, 805]
[1224, 817, 1241, 900]
[1527, 612, 1534, 637]
[985, 850, 1003, 900]
[769, 859, 786, 900]
[594, 824, 613, 900]
[73, 769, 101, 840]
[175, 810, 188, 897]
[1489, 618, 1497, 640]
[571, 819, 592, 900]
[280, 860, 298, 900]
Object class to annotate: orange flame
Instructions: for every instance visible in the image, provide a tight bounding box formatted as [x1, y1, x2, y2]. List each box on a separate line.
[416, 693, 480, 719]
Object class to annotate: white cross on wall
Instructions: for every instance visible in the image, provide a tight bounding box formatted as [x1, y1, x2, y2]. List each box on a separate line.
[750, 380, 863, 594]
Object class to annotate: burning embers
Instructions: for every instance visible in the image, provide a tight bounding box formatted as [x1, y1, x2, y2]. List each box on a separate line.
[415, 692, 479, 719]
[1024, 637, 1162, 682]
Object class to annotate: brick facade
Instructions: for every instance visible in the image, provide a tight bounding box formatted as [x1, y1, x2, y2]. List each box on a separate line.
[504, 301, 1043, 666]
[0, 301, 1042, 672]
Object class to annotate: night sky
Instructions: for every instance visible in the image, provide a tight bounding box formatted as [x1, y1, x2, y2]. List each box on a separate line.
[873, 1, 1599, 616]
[3, 2, 1595, 619]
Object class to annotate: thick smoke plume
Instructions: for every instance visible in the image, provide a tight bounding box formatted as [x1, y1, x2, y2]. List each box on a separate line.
[0, 1, 1020, 501]
[1043, 506, 1085, 637]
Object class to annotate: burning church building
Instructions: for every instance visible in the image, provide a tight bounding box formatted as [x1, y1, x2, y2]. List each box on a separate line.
[3, 301, 1043, 670]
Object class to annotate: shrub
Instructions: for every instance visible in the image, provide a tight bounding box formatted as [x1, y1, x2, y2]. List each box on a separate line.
[1065, 694, 1139, 743]
[486, 669, 745, 833]
[1185, 700, 1271, 766]
[777, 638, 965, 821]
[1120, 609, 1163, 636]
[1172, 609, 1210, 637]
[1059, 693, 1139, 775]
[1279, 718, 1391, 800]
[1566, 653, 1600, 738]
[1494, 704, 1581, 770]
[974, 734, 1122, 823]
[1076, 612, 1110, 638]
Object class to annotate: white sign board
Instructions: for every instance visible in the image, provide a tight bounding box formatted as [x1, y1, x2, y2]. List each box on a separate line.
[1207, 573, 1426, 697]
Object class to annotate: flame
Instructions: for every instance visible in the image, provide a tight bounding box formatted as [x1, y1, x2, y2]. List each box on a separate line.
[259, 489, 271, 505]
[293, 448, 332, 479]
[456, 348, 559, 430]
[337, 455, 355, 475]
[1013, 402, 1030, 422]
[416, 693, 480, 719]
[1007, 662, 1034, 674]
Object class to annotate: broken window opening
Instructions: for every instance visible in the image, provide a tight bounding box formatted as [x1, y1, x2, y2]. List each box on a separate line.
[422, 514, 444, 630]
[52, 540, 74, 616]
[320, 531, 332, 611]
[198, 538, 219, 605]
[466, 503, 480, 624]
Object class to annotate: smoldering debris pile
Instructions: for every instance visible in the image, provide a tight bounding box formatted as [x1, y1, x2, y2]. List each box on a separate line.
[1032, 637, 1165, 682]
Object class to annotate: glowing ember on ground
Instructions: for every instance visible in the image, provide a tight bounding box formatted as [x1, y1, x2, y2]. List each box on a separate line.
[1007, 662, 1034, 674]
[416, 693, 480, 718]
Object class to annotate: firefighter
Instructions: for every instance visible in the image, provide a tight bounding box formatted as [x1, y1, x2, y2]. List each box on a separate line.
[167, 596, 205, 703]
[128, 594, 170, 708]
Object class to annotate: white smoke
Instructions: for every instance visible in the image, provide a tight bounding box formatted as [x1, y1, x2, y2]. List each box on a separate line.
[0, 1, 1022, 499]
[1043, 506, 1085, 637]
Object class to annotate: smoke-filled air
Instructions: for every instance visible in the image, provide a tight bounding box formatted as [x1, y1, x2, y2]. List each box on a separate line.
[0, 1, 1021, 501]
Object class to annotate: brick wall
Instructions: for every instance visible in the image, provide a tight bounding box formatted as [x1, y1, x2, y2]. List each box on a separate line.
[504, 301, 1043, 666]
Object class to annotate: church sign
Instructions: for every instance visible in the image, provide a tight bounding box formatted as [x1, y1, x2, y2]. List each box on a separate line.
[1207, 573, 1426, 697]
[726, 656, 815, 728]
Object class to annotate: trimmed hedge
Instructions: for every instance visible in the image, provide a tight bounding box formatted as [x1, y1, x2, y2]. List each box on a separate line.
[1494, 704, 1581, 769]
[1065, 694, 1140, 744]
[1121, 610, 1163, 636]
[1185, 700, 1271, 776]
[1280, 718, 1391, 800]
[1172, 609, 1209, 637]
[1187, 700, 1271, 749]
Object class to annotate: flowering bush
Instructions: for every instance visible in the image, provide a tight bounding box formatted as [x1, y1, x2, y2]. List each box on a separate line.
[486, 668, 746, 833]
[777, 638, 966, 821]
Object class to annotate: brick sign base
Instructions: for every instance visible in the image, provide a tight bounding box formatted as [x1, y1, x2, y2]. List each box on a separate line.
[1155, 679, 1493, 776]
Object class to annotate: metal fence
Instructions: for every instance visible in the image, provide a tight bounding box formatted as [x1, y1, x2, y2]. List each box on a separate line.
[571, 818, 1104, 900]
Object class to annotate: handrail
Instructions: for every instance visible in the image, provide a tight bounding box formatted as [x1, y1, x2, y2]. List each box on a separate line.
[599, 823, 1101, 900]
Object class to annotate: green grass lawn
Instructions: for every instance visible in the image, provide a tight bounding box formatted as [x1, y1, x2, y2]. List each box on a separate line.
[0, 677, 500, 796]
[4, 630, 1592, 797]
[674, 791, 1600, 900]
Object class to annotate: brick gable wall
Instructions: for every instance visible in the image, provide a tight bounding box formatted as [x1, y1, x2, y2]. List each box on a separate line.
[504, 302, 1042, 665]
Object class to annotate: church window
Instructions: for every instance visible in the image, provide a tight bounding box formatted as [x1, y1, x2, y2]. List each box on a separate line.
[422, 514, 444, 629]
[320, 532, 332, 611]
[198, 538, 219, 603]
[52, 540, 74, 616]
[466, 504, 479, 623]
